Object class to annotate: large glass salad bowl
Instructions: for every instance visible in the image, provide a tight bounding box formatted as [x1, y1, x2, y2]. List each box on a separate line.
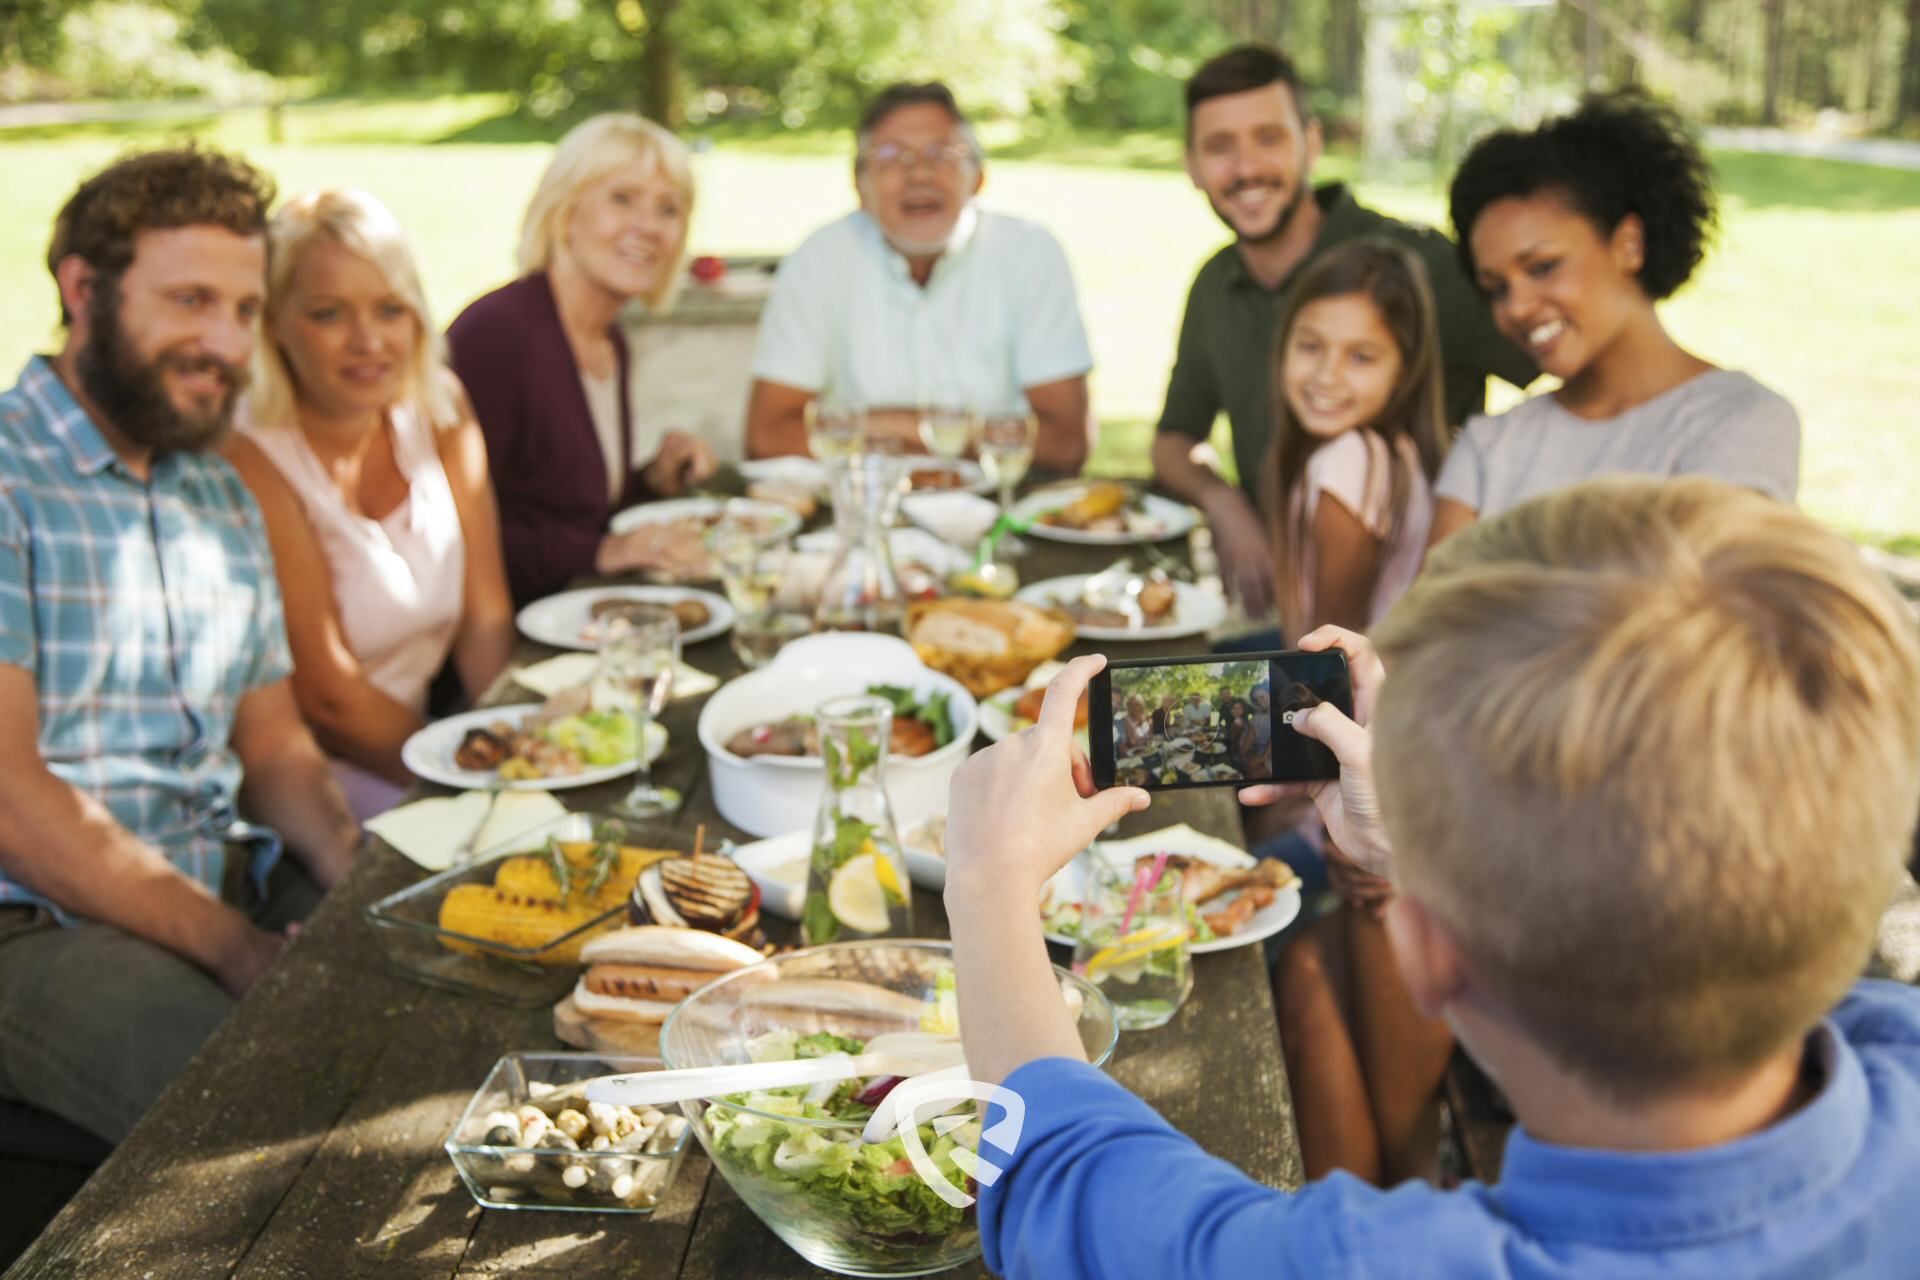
[660, 940, 1116, 1276]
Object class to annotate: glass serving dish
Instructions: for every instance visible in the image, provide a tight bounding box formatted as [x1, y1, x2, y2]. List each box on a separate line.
[363, 811, 692, 1005]
[661, 939, 1117, 1277]
[445, 1052, 691, 1213]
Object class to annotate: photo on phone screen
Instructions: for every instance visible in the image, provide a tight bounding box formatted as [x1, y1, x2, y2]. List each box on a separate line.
[1090, 650, 1351, 791]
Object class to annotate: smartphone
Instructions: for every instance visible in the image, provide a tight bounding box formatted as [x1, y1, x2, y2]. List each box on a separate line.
[1089, 650, 1352, 791]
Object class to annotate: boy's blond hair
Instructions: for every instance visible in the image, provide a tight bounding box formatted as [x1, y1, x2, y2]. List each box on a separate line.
[1372, 477, 1920, 1097]
[517, 113, 694, 312]
[252, 188, 460, 431]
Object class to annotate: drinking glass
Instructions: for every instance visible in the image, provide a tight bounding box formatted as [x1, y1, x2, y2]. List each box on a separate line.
[730, 610, 812, 669]
[1070, 857, 1192, 1031]
[916, 404, 976, 467]
[595, 601, 681, 818]
[806, 400, 866, 461]
[978, 411, 1037, 555]
[714, 538, 811, 669]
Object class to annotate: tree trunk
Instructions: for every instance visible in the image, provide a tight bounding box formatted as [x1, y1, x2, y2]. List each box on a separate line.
[1902, 0, 1920, 123]
[1327, 0, 1362, 98]
[1763, 0, 1787, 125]
[1677, 0, 1709, 47]
[638, 0, 681, 129]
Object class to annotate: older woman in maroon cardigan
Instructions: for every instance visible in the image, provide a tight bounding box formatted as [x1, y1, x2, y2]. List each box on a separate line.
[448, 114, 716, 604]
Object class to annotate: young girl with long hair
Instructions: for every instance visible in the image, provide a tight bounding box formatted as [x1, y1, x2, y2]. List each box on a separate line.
[1262, 238, 1449, 642]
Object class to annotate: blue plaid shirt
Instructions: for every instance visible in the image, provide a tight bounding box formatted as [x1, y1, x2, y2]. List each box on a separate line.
[0, 357, 293, 918]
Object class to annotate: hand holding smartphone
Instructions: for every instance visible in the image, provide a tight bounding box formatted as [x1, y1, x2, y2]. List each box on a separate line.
[1089, 649, 1352, 791]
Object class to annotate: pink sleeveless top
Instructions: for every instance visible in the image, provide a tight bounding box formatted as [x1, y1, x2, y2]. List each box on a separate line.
[244, 404, 467, 713]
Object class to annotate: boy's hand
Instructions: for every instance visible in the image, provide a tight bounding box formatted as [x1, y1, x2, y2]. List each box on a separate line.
[1239, 626, 1394, 877]
[944, 655, 1151, 908]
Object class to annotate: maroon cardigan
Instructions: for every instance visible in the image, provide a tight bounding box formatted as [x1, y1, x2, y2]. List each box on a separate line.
[447, 272, 650, 604]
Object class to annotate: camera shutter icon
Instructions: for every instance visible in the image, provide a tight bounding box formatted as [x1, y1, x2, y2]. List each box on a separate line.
[885, 1076, 1027, 1209]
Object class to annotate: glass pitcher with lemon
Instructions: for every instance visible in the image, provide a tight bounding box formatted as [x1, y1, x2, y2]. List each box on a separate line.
[1070, 855, 1192, 1031]
[801, 694, 913, 944]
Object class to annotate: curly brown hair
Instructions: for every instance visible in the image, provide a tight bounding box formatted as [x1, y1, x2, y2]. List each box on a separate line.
[47, 145, 275, 324]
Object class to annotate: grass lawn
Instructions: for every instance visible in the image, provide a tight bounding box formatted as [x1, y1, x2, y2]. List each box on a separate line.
[3, 95, 1916, 550]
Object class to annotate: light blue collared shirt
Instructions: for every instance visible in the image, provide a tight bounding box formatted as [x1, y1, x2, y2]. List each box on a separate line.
[982, 979, 1920, 1278]
[0, 357, 292, 917]
[751, 206, 1093, 415]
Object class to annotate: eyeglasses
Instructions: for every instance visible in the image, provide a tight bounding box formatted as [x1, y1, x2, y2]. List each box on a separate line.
[860, 141, 975, 174]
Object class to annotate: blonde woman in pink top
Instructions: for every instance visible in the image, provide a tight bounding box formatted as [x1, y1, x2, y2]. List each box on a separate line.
[227, 189, 516, 820]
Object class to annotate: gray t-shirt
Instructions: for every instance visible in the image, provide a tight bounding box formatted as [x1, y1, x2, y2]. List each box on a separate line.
[1435, 369, 1801, 518]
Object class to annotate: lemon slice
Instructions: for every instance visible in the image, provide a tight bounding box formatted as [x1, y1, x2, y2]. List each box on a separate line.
[873, 852, 907, 904]
[828, 854, 894, 933]
[1083, 925, 1185, 981]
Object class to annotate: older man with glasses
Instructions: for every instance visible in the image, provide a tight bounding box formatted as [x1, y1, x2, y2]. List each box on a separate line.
[745, 82, 1094, 473]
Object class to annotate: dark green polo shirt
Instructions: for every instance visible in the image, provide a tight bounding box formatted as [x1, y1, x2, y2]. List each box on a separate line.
[1156, 183, 1535, 510]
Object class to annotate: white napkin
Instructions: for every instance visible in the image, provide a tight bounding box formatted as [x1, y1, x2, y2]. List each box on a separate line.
[510, 654, 719, 701]
[366, 790, 568, 871]
[1093, 823, 1251, 869]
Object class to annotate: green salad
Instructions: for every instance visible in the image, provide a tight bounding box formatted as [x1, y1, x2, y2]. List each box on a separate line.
[539, 710, 639, 767]
[703, 1024, 979, 1257]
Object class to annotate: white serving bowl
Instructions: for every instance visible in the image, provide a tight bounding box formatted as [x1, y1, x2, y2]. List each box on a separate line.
[696, 633, 979, 838]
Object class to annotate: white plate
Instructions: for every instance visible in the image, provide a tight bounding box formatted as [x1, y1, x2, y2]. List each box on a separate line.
[400, 705, 667, 792]
[736, 457, 993, 501]
[516, 585, 734, 651]
[606, 496, 802, 541]
[903, 458, 993, 497]
[1012, 485, 1197, 546]
[737, 456, 831, 496]
[1038, 842, 1302, 955]
[1016, 575, 1229, 642]
[726, 830, 811, 920]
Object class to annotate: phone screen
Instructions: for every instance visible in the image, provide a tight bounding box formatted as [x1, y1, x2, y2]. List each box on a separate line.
[1089, 650, 1352, 790]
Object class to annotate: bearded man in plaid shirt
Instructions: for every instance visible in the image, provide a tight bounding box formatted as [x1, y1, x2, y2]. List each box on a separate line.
[0, 147, 361, 1146]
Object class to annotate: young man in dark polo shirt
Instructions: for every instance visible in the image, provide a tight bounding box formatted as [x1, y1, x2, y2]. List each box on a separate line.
[1153, 45, 1534, 616]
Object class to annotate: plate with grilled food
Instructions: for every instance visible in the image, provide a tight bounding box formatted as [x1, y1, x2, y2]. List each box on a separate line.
[1037, 836, 1302, 954]
[403, 705, 667, 792]
[1012, 482, 1197, 546]
[1017, 572, 1227, 642]
[516, 585, 734, 651]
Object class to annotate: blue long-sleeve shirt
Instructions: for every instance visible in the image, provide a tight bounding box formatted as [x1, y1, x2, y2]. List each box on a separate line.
[980, 979, 1920, 1278]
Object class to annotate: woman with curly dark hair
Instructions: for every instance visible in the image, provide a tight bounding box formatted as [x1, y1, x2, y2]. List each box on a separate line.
[1426, 90, 1801, 547]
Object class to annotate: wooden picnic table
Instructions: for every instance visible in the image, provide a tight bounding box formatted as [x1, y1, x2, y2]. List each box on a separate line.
[8, 483, 1303, 1279]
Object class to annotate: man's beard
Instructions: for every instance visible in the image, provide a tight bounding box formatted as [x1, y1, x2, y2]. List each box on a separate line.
[76, 278, 246, 455]
[1209, 176, 1310, 248]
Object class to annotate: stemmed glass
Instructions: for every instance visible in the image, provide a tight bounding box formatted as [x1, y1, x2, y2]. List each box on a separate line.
[806, 400, 866, 461]
[595, 601, 681, 818]
[978, 411, 1038, 555]
[916, 403, 976, 474]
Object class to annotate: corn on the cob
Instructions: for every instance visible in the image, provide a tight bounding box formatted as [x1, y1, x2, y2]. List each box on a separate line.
[436, 885, 618, 964]
[491, 845, 675, 907]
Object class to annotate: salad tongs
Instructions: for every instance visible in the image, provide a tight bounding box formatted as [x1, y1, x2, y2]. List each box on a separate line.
[584, 1032, 966, 1109]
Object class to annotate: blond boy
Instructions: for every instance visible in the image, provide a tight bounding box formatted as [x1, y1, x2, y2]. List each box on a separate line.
[944, 476, 1920, 1278]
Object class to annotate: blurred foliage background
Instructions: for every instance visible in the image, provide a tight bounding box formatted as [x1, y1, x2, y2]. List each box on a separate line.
[4, 0, 1918, 137]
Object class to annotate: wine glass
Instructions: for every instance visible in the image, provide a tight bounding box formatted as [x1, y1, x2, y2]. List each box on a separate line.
[916, 403, 976, 473]
[805, 400, 865, 461]
[595, 601, 681, 818]
[978, 411, 1037, 555]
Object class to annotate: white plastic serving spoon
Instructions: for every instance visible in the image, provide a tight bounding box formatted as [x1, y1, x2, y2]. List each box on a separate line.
[582, 1034, 965, 1110]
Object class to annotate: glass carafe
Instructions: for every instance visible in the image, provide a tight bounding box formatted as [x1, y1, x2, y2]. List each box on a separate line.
[815, 455, 908, 636]
[801, 694, 913, 944]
